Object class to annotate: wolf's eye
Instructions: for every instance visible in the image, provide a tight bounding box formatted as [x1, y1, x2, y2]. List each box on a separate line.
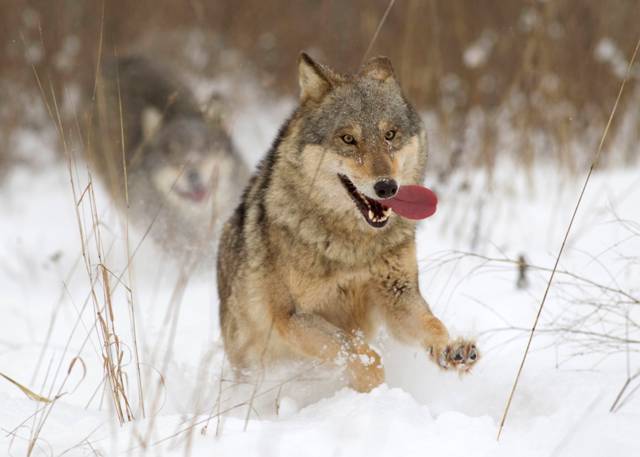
[341, 134, 357, 145]
[384, 130, 396, 141]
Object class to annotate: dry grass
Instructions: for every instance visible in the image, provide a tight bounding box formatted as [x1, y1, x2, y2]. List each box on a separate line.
[4, 41, 263, 453]
[496, 35, 640, 439]
[440, 247, 640, 415]
[8, 58, 142, 456]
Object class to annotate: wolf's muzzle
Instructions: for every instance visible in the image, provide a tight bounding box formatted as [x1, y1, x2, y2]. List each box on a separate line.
[338, 174, 392, 228]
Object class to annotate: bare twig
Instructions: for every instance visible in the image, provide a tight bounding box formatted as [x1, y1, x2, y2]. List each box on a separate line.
[451, 251, 640, 305]
[610, 369, 640, 412]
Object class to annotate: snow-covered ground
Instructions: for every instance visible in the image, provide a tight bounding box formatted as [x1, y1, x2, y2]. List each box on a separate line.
[0, 102, 639, 456]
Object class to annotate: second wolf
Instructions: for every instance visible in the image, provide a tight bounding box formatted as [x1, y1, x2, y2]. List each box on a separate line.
[86, 56, 249, 263]
[217, 53, 479, 392]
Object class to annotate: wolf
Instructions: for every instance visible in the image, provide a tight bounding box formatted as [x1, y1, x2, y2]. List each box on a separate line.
[85, 56, 249, 262]
[217, 53, 478, 392]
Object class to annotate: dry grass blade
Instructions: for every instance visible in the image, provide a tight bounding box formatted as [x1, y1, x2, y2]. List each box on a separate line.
[114, 48, 146, 419]
[361, 0, 396, 64]
[0, 372, 52, 403]
[496, 35, 640, 440]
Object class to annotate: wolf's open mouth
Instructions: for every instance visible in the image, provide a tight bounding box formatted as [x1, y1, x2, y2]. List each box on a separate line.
[175, 187, 208, 203]
[338, 174, 391, 228]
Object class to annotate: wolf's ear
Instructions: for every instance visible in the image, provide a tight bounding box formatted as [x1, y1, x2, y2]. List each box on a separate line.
[142, 107, 163, 142]
[298, 52, 337, 102]
[359, 56, 396, 82]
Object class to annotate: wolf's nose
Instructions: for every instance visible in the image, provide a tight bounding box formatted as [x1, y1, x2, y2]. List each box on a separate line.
[187, 169, 201, 186]
[374, 179, 398, 199]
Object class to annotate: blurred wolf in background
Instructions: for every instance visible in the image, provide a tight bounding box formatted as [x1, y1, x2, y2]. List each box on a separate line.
[217, 53, 478, 392]
[84, 56, 249, 264]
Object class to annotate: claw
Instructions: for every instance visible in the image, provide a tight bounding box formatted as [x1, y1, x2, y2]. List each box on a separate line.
[438, 348, 449, 368]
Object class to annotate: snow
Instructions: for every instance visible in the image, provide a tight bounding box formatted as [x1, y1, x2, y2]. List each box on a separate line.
[463, 31, 496, 69]
[1, 102, 639, 456]
[595, 37, 640, 80]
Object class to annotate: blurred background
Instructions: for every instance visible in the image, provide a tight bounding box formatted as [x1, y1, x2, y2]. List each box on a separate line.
[1, 0, 639, 179]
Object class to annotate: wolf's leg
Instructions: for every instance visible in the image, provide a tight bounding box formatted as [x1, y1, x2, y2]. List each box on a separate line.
[274, 312, 384, 392]
[380, 292, 479, 371]
[374, 244, 479, 372]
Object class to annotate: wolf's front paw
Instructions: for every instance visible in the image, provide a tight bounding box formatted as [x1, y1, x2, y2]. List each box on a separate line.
[430, 338, 479, 372]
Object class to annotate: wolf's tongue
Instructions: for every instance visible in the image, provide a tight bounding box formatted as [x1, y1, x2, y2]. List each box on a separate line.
[381, 185, 438, 220]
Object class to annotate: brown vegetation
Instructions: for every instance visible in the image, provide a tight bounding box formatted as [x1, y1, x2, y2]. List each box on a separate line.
[1, 0, 639, 173]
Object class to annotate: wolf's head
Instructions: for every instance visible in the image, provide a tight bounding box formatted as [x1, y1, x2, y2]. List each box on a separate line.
[138, 101, 235, 210]
[286, 53, 427, 231]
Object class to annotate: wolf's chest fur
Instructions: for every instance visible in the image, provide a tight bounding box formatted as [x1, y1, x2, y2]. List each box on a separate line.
[291, 268, 376, 333]
[282, 238, 374, 307]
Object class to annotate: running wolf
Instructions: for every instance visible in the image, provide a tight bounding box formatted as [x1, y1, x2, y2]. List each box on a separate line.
[86, 56, 249, 261]
[217, 53, 478, 392]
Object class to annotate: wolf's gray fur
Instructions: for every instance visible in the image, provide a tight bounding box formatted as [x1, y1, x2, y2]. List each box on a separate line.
[85, 56, 249, 263]
[217, 53, 478, 392]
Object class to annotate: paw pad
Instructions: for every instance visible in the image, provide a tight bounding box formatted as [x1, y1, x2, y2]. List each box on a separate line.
[435, 339, 479, 371]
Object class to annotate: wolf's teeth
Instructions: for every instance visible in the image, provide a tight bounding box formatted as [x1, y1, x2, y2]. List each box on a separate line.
[339, 174, 391, 226]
